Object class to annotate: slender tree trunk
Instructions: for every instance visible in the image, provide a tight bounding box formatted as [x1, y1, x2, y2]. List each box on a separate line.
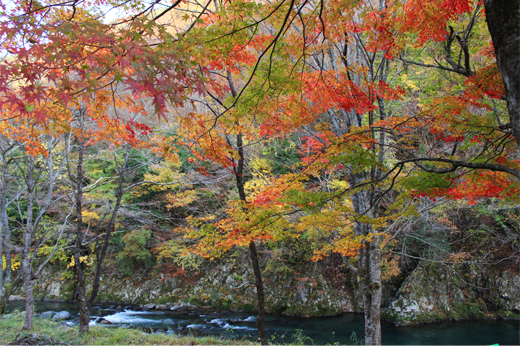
[88, 149, 128, 308]
[22, 219, 34, 330]
[234, 132, 269, 345]
[22, 161, 35, 330]
[73, 112, 90, 332]
[225, 69, 268, 344]
[348, 169, 383, 345]
[249, 240, 268, 345]
[22, 265, 34, 330]
[77, 276, 89, 332]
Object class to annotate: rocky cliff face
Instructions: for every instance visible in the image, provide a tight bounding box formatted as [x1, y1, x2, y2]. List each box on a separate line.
[32, 252, 355, 317]
[29, 251, 519, 323]
[25, 206, 520, 323]
[382, 262, 520, 324]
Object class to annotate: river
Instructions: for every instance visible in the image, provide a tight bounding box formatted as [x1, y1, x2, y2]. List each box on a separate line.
[5, 301, 519, 345]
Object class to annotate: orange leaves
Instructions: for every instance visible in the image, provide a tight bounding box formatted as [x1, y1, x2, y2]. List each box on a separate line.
[178, 112, 237, 168]
[360, 7, 402, 59]
[464, 64, 505, 100]
[1, 2, 205, 123]
[205, 36, 272, 73]
[303, 71, 376, 115]
[447, 171, 520, 204]
[401, 0, 473, 46]
[248, 173, 305, 207]
[412, 168, 520, 205]
[301, 71, 404, 119]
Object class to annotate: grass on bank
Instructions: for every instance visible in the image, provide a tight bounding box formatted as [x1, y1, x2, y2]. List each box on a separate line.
[0, 310, 258, 345]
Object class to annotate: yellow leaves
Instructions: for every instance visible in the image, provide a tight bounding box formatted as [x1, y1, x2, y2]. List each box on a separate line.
[250, 157, 272, 179]
[81, 210, 100, 223]
[329, 179, 349, 190]
[402, 74, 419, 91]
[144, 160, 182, 187]
[381, 256, 401, 281]
[2, 255, 20, 271]
[66, 254, 94, 268]
[166, 190, 198, 209]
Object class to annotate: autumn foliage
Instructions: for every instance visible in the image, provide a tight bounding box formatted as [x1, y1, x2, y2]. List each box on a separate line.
[1, 0, 519, 343]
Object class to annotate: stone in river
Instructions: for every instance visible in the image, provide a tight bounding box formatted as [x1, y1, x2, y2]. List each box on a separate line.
[40, 311, 55, 319]
[52, 311, 71, 320]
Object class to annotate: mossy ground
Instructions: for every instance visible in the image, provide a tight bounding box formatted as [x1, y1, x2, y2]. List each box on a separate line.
[0, 311, 257, 345]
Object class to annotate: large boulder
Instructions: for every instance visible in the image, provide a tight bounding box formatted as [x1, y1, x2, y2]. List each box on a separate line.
[52, 311, 71, 320]
[40, 311, 55, 319]
[382, 263, 520, 325]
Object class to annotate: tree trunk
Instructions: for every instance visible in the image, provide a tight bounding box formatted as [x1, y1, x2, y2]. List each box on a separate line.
[348, 169, 382, 345]
[78, 294, 90, 332]
[484, 0, 520, 146]
[249, 240, 269, 345]
[361, 234, 382, 345]
[0, 279, 21, 315]
[22, 162, 35, 331]
[235, 134, 268, 344]
[22, 257, 34, 330]
[73, 115, 90, 332]
[227, 70, 269, 345]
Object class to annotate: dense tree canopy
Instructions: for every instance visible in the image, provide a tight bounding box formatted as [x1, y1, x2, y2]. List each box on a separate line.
[0, 0, 518, 344]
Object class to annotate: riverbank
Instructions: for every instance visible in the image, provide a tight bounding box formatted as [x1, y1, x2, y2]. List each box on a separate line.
[0, 310, 257, 346]
[4, 300, 519, 345]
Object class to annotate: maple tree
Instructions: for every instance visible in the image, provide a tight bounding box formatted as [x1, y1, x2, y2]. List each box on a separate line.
[66, 104, 186, 332]
[0, 0, 518, 343]
[0, 104, 74, 328]
[0, 0, 209, 332]
[174, 0, 519, 344]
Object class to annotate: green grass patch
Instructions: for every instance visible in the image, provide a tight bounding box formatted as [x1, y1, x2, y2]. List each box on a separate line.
[0, 311, 256, 345]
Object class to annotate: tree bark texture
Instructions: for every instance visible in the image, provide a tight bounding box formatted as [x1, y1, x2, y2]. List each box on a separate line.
[348, 172, 383, 345]
[227, 69, 269, 345]
[484, 0, 520, 147]
[360, 234, 382, 345]
[249, 240, 269, 345]
[235, 134, 269, 345]
[22, 161, 35, 331]
[73, 116, 90, 332]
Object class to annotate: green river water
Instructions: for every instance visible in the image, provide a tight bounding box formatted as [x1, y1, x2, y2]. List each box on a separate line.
[5, 301, 519, 345]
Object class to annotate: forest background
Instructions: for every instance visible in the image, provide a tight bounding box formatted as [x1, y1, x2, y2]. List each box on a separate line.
[0, 0, 518, 345]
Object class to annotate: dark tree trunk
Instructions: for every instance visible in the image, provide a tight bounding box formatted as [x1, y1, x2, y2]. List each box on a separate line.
[227, 69, 269, 344]
[484, 0, 520, 146]
[73, 115, 90, 332]
[234, 132, 269, 345]
[70, 110, 131, 333]
[348, 176, 383, 345]
[249, 240, 269, 345]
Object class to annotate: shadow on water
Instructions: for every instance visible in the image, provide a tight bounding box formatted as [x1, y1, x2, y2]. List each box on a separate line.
[6, 301, 520, 345]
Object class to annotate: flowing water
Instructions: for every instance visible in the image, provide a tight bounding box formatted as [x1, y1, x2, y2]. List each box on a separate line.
[5, 301, 519, 345]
